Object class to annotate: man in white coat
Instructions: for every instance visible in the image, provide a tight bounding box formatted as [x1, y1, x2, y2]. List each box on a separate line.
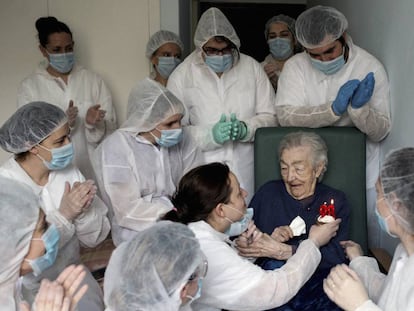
[168, 7, 277, 203]
[275, 5, 391, 248]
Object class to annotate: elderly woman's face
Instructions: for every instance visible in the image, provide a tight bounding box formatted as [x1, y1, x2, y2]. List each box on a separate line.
[280, 146, 323, 200]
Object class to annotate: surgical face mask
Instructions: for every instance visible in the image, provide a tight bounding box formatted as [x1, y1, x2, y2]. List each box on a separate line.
[25, 224, 60, 277]
[47, 52, 75, 74]
[375, 207, 397, 238]
[185, 278, 203, 305]
[151, 128, 183, 148]
[309, 49, 345, 75]
[204, 54, 233, 73]
[37, 142, 74, 170]
[268, 37, 293, 60]
[156, 56, 181, 79]
[224, 207, 254, 237]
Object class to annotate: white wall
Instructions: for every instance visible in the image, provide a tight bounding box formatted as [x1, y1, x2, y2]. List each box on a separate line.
[0, 0, 160, 162]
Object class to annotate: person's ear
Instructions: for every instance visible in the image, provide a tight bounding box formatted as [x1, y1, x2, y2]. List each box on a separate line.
[315, 161, 325, 179]
[151, 54, 158, 66]
[29, 145, 40, 155]
[39, 45, 48, 58]
[214, 202, 227, 218]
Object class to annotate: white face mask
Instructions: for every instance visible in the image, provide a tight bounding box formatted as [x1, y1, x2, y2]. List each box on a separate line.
[224, 207, 254, 236]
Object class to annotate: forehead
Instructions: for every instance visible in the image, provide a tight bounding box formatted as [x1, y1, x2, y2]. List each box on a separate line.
[306, 39, 339, 55]
[203, 37, 228, 48]
[269, 22, 290, 34]
[280, 145, 312, 163]
[47, 32, 73, 46]
[155, 42, 182, 54]
[47, 123, 70, 139]
[160, 113, 183, 124]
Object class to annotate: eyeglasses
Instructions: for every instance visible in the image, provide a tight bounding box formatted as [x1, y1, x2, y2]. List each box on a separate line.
[203, 46, 234, 56]
[188, 258, 208, 282]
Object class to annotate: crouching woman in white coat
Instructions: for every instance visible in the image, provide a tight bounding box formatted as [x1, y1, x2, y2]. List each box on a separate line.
[0, 102, 110, 311]
[162, 162, 341, 311]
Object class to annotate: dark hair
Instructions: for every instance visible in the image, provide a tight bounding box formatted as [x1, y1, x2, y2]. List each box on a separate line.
[162, 162, 232, 224]
[35, 16, 72, 47]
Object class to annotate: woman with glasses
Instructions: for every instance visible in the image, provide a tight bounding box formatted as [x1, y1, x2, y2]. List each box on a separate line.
[17, 16, 117, 181]
[104, 221, 207, 311]
[167, 7, 277, 203]
[162, 162, 340, 310]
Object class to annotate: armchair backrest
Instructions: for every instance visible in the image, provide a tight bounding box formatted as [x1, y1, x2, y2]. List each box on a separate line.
[254, 127, 367, 253]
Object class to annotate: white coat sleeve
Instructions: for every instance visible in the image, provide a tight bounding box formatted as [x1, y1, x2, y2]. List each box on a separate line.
[347, 67, 391, 142]
[17, 78, 34, 108]
[84, 75, 117, 145]
[181, 130, 203, 174]
[46, 209, 76, 248]
[241, 61, 278, 142]
[275, 60, 342, 127]
[74, 195, 110, 248]
[349, 256, 386, 303]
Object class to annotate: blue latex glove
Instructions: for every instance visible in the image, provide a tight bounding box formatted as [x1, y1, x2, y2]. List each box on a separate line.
[351, 72, 375, 109]
[212, 114, 232, 144]
[332, 79, 360, 115]
[230, 113, 248, 141]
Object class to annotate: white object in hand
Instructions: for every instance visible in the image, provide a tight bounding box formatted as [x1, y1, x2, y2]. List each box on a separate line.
[289, 216, 306, 236]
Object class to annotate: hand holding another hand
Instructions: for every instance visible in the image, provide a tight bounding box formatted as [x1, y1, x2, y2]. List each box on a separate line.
[59, 180, 97, 221]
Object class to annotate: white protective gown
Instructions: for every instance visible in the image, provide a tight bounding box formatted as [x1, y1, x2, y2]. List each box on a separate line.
[349, 243, 414, 310]
[189, 221, 321, 311]
[275, 37, 391, 190]
[94, 127, 201, 246]
[168, 51, 277, 203]
[0, 157, 110, 311]
[17, 64, 117, 181]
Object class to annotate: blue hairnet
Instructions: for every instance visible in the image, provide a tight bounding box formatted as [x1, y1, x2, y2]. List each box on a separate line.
[0, 102, 67, 153]
[295, 5, 348, 49]
[107, 221, 204, 311]
[381, 147, 414, 234]
[194, 7, 240, 50]
[264, 14, 296, 40]
[121, 78, 185, 134]
[145, 30, 184, 59]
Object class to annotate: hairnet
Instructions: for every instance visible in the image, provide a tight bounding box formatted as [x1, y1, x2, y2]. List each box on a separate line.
[0, 176, 40, 309]
[380, 147, 414, 234]
[194, 7, 240, 50]
[295, 5, 348, 49]
[145, 30, 184, 59]
[107, 221, 204, 311]
[121, 78, 185, 134]
[0, 102, 67, 154]
[264, 14, 296, 40]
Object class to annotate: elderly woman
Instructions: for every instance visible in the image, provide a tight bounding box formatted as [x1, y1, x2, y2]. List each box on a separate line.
[94, 79, 201, 246]
[0, 102, 110, 311]
[167, 7, 277, 203]
[146, 30, 184, 86]
[163, 162, 340, 310]
[324, 147, 414, 310]
[239, 131, 350, 310]
[261, 14, 301, 91]
[104, 221, 207, 311]
[0, 175, 87, 311]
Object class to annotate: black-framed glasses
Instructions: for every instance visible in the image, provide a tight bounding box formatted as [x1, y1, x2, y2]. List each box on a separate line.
[203, 46, 233, 56]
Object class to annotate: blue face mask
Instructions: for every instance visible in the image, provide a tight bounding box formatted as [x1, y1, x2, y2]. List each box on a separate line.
[225, 207, 254, 237]
[38, 142, 74, 170]
[375, 208, 397, 238]
[310, 51, 345, 75]
[268, 37, 293, 60]
[47, 52, 75, 73]
[151, 128, 183, 148]
[156, 56, 181, 79]
[204, 54, 233, 73]
[25, 224, 60, 277]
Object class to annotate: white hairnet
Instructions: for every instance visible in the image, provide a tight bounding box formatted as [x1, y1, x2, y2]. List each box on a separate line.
[194, 7, 240, 50]
[264, 14, 296, 40]
[0, 176, 40, 309]
[381, 147, 414, 234]
[107, 221, 203, 311]
[295, 5, 348, 49]
[145, 30, 184, 59]
[0, 102, 67, 154]
[121, 78, 185, 134]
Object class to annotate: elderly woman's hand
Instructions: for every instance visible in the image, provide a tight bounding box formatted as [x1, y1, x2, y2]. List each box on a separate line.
[59, 180, 97, 221]
[323, 264, 369, 311]
[271, 225, 294, 242]
[308, 219, 341, 247]
[237, 220, 263, 245]
[236, 233, 293, 260]
[340, 240, 364, 261]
